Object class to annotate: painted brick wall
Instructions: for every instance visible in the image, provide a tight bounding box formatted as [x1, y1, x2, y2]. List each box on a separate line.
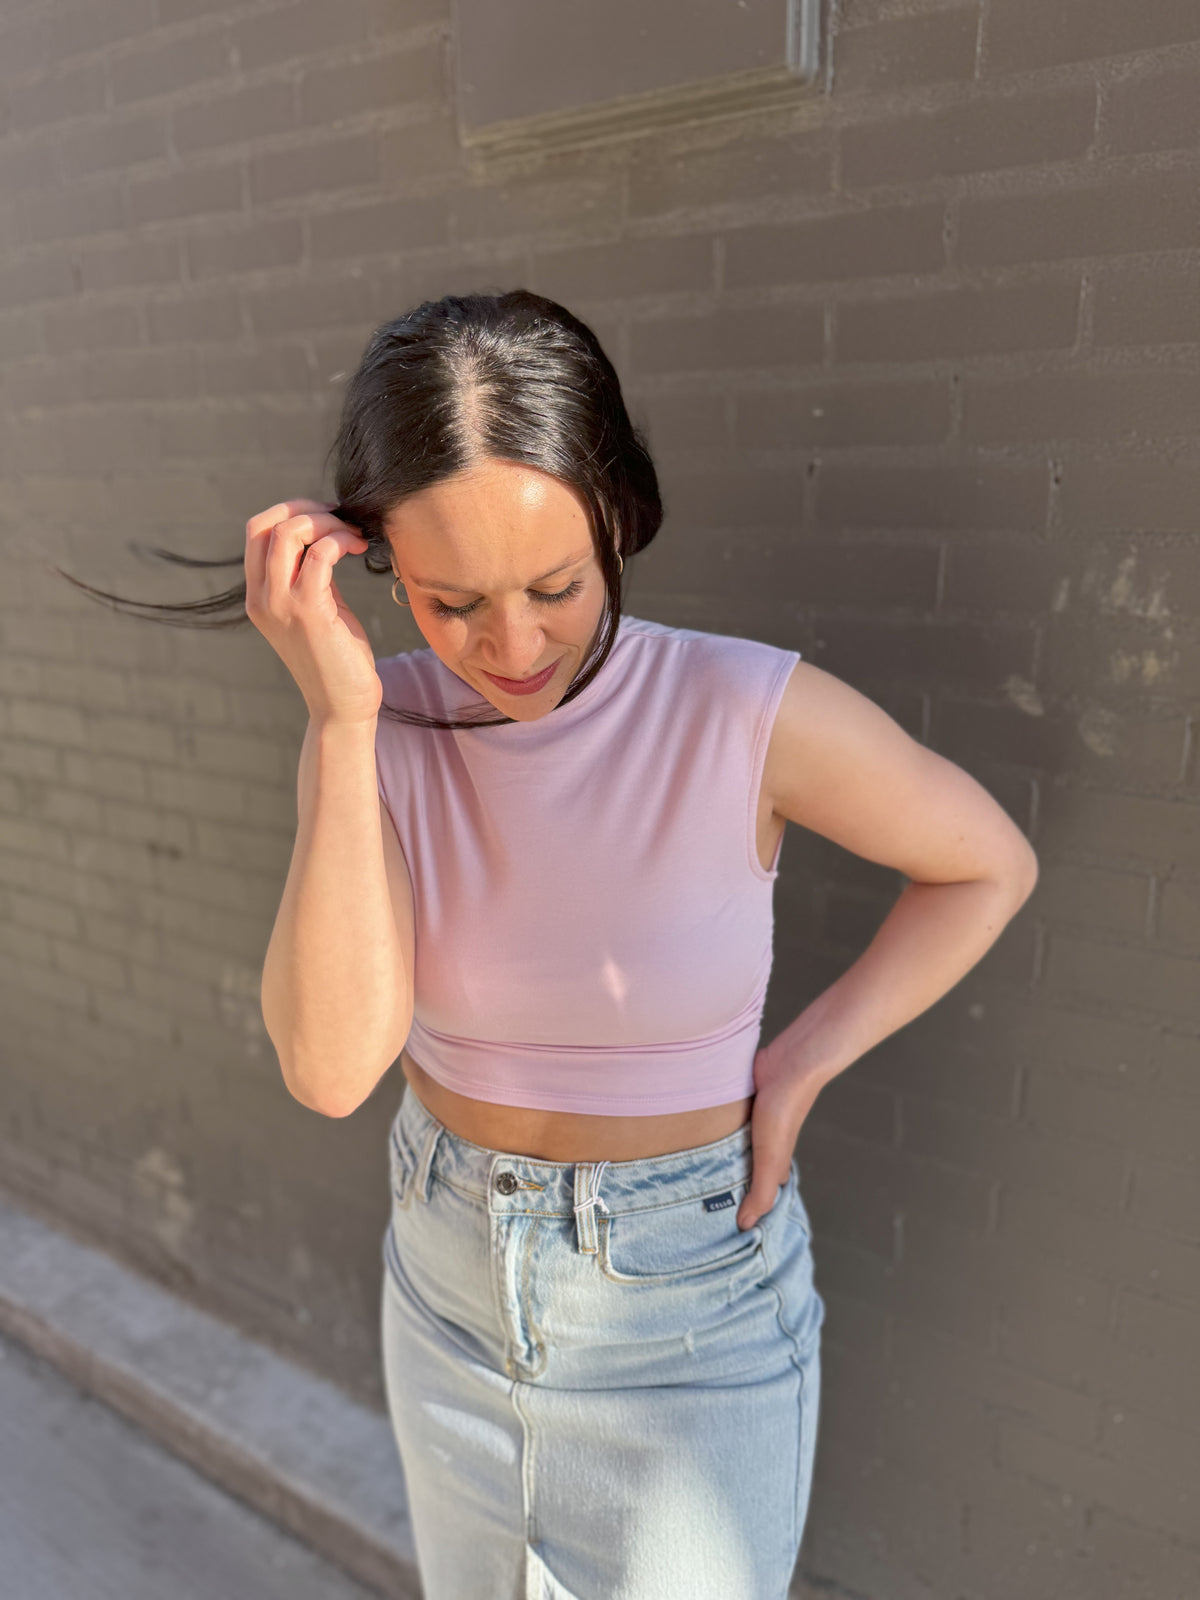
[1, 2, 1198, 1594]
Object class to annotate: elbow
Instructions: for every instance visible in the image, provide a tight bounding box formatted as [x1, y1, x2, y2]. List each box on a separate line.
[274, 1025, 411, 1120]
[278, 1061, 372, 1120]
[1017, 839, 1040, 898]
[1002, 839, 1039, 909]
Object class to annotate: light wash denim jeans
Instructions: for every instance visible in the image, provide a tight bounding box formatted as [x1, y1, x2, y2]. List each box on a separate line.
[380, 1081, 825, 1600]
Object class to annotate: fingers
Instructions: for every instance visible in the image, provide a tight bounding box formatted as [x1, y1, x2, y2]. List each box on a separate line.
[247, 504, 366, 618]
[737, 1148, 790, 1231]
[244, 498, 335, 593]
[292, 528, 369, 606]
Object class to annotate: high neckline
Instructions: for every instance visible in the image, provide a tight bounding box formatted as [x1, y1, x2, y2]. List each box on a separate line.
[429, 613, 637, 737]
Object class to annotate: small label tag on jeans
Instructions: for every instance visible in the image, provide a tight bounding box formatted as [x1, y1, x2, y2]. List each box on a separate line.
[704, 1191, 735, 1212]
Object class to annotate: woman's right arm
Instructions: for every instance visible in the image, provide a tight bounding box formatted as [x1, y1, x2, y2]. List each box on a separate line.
[261, 722, 415, 1116]
[246, 499, 415, 1116]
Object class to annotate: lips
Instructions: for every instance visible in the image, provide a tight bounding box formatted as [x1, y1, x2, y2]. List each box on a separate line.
[480, 658, 561, 696]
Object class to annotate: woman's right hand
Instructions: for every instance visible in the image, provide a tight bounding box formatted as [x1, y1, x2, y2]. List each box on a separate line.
[245, 498, 384, 726]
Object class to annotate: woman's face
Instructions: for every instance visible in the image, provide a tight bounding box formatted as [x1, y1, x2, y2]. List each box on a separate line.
[382, 458, 609, 722]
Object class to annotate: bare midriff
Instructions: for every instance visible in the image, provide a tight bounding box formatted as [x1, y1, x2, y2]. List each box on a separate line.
[401, 1051, 753, 1163]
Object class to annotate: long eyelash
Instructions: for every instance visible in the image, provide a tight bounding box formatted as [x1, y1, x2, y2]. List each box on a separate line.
[430, 578, 584, 621]
[535, 578, 584, 606]
[430, 596, 483, 619]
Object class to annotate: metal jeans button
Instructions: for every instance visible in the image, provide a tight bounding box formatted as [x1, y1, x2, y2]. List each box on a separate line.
[495, 1171, 519, 1195]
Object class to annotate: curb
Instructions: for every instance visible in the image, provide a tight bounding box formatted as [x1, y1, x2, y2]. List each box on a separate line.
[0, 1191, 420, 1600]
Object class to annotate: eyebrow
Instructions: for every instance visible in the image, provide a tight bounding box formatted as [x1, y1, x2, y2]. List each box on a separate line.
[410, 549, 593, 593]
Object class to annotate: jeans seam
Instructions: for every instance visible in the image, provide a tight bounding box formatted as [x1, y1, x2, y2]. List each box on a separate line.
[432, 1174, 752, 1217]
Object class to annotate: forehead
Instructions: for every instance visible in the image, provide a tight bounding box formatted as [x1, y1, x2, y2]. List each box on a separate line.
[383, 460, 593, 586]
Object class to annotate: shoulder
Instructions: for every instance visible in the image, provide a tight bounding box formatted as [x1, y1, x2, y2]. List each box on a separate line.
[619, 615, 799, 699]
[762, 658, 1040, 889]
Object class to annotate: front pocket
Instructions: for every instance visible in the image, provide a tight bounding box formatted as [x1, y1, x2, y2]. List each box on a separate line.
[598, 1194, 764, 1285]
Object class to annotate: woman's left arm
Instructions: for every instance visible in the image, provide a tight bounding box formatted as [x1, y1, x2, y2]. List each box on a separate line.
[738, 660, 1040, 1230]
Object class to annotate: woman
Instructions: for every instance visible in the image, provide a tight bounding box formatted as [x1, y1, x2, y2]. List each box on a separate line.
[94, 290, 1037, 1599]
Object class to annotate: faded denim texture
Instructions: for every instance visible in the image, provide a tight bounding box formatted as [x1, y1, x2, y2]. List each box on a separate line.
[380, 1082, 825, 1599]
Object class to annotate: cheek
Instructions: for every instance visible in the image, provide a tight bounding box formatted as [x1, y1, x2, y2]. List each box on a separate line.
[410, 615, 468, 665]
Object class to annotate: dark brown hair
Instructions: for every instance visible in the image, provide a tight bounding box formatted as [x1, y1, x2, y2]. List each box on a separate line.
[57, 289, 664, 729]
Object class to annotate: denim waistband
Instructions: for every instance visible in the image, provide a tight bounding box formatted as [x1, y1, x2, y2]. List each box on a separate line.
[393, 1080, 756, 1220]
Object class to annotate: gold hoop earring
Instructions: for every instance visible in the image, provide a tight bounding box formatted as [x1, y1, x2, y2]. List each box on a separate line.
[615, 551, 624, 576]
[391, 575, 410, 607]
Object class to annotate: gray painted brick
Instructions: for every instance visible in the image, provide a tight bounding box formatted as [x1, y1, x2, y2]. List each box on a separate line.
[1129, 1155, 1199, 1242]
[110, 27, 233, 105]
[43, 301, 143, 356]
[297, 41, 445, 125]
[146, 288, 244, 345]
[630, 303, 823, 375]
[185, 217, 304, 279]
[833, 6, 980, 94]
[957, 167, 1200, 267]
[816, 458, 1048, 531]
[627, 127, 832, 218]
[0, 253, 77, 309]
[628, 390, 728, 454]
[1030, 864, 1152, 934]
[199, 341, 314, 398]
[999, 1417, 1200, 1546]
[375, 114, 463, 187]
[250, 132, 379, 206]
[0, 10, 52, 83]
[7, 892, 81, 940]
[127, 162, 244, 226]
[726, 201, 947, 289]
[242, 275, 377, 338]
[735, 377, 951, 449]
[1040, 785, 1200, 870]
[6, 58, 107, 130]
[49, 0, 157, 58]
[1105, 62, 1200, 157]
[964, 368, 1200, 445]
[1092, 262, 1200, 348]
[450, 173, 624, 247]
[0, 127, 63, 208]
[231, 0, 372, 72]
[837, 277, 1081, 361]
[1084, 1507, 1200, 1595]
[984, 0, 1200, 76]
[1045, 934, 1200, 1024]
[23, 181, 125, 245]
[1159, 878, 1200, 947]
[83, 346, 200, 403]
[307, 193, 449, 261]
[842, 82, 1096, 189]
[58, 110, 170, 179]
[172, 80, 297, 155]
[159, 407, 264, 461]
[52, 937, 128, 994]
[77, 235, 183, 293]
[530, 234, 716, 302]
[1057, 455, 1200, 533]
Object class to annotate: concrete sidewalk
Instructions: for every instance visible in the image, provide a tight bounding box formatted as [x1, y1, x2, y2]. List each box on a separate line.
[0, 1327, 386, 1600]
[0, 1192, 420, 1600]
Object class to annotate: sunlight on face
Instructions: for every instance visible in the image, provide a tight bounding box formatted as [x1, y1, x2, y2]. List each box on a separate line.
[382, 459, 609, 722]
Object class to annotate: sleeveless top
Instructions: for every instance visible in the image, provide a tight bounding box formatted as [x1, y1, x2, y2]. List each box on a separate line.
[374, 615, 800, 1115]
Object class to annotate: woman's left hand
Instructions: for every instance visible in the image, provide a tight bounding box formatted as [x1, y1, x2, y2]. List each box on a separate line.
[737, 1044, 826, 1230]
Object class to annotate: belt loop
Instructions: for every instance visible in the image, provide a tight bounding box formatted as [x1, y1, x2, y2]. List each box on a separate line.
[573, 1160, 609, 1254]
[414, 1117, 444, 1204]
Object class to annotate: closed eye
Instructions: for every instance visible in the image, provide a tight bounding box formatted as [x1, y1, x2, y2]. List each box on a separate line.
[430, 577, 585, 620]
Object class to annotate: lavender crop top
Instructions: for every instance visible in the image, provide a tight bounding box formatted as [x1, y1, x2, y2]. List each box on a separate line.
[374, 615, 800, 1115]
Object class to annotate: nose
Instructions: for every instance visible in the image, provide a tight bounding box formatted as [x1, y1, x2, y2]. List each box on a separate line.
[478, 603, 546, 678]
